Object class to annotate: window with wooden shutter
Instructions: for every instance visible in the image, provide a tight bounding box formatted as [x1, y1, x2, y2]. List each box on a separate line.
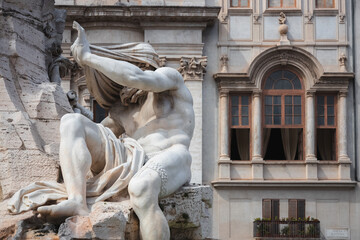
[288, 199, 305, 219]
[262, 199, 279, 220]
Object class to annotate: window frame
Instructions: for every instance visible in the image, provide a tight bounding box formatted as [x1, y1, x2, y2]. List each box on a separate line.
[262, 199, 280, 220]
[315, 0, 335, 9]
[315, 93, 338, 161]
[229, 93, 252, 160]
[262, 69, 305, 129]
[268, 0, 297, 8]
[230, 0, 250, 8]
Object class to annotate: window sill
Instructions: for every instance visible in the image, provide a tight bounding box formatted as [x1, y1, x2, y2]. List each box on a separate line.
[263, 8, 302, 14]
[212, 180, 357, 189]
[228, 8, 253, 14]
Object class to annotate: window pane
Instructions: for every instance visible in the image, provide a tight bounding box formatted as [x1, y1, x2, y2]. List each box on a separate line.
[284, 70, 296, 80]
[231, 0, 238, 7]
[285, 116, 292, 124]
[265, 96, 272, 105]
[265, 106, 272, 115]
[285, 96, 292, 104]
[326, 0, 334, 8]
[274, 105, 281, 114]
[294, 116, 301, 124]
[285, 106, 292, 114]
[328, 116, 335, 126]
[327, 106, 334, 115]
[242, 106, 248, 115]
[274, 96, 281, 104]
[242, 96, 249, 105]
[266, 116, 272, 124]
[327, 96, 334, 105]
[232, 116, 239, 125]
[269, 0, 281, 8]
[293, 77, 302, 89]
[242, 116, 249, 125]
[240, 0, 249, 7]
[274, 115, 281, 125]
[294, 106, 301, 115]
[283, 0, 295, 7]
[316, 0, 324, 8]
[317, 105, 324, 115]
[265, 77, 274, 89]
[294, 96, 301, 105]
[274, 79, 293, 89]
[318, 116, 325, 125]
[232, 107, 239, 116]
[317, 96, 324, 105]
[231, 96, 239, 105]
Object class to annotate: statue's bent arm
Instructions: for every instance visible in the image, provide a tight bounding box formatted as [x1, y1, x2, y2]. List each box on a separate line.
[83, 54, 181, 93]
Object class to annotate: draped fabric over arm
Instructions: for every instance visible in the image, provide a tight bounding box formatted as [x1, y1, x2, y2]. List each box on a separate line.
[85, 43, 160, 109]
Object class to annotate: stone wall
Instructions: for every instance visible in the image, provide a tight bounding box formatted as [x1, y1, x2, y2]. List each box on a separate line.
[0, 0, 71, 201]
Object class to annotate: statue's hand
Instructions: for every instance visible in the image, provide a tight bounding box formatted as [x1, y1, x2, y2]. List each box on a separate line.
[70, 21, 91, 67]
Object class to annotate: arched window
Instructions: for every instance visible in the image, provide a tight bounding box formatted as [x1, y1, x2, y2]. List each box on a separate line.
[262, 69, 304, 160]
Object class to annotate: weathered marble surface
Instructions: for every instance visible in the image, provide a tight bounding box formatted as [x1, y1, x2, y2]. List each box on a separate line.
[1, 185, 212, 240]
[0, 0, 72, 203]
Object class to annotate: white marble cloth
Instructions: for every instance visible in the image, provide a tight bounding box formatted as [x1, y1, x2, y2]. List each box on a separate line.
[85, 43, 160, 109]
[8, 124, 146, 214]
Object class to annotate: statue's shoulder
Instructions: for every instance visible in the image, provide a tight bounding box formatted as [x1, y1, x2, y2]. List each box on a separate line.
[155, 67, 184, 85]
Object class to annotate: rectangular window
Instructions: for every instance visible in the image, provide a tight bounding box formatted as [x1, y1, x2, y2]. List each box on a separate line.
[263, 199, 280, 220]
[316, 94, 336, 160]
[230, 94, 251, 160]
[316, 0, 334, 8]
[268, 0, 296, 8]
[288, 199, 305, 220]
[231, 0, 250, 7]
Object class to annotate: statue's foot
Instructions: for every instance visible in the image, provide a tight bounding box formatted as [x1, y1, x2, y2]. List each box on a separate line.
[37, 199, 89, 219]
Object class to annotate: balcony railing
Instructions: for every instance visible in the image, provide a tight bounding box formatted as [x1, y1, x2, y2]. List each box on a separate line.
[253, 220, 320, 239]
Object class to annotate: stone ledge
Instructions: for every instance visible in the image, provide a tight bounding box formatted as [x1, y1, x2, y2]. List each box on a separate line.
[1, 185, 212, 240]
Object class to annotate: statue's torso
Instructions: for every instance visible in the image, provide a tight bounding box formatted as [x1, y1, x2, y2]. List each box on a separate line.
[108, 83, 194, 155]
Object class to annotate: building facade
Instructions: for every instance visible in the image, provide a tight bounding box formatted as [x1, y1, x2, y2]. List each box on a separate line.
[56, 0, 360, 239]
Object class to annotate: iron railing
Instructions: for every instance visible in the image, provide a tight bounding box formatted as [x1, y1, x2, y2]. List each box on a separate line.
[253, 220, 320, 239]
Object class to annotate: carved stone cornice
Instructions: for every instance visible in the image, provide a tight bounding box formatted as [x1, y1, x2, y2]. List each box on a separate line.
[178, 56, 207, 81]
[57, 5, 221, 24]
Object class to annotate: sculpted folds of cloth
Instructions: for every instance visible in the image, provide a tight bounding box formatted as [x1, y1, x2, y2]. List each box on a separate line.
[8, 21, 195, 240]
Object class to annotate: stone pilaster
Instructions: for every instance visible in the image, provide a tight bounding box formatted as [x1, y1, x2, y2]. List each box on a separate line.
[305, 91, 318, 180]
[218, 90, 231, 180]
[251, 90, 264, 180]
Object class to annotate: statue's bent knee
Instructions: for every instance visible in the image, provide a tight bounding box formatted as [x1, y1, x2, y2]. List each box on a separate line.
[60, 113, 87, 136]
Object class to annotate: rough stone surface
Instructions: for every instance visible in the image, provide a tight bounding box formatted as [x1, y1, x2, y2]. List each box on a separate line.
[0, 0, 72, 204]
[1, 185, 212, 240]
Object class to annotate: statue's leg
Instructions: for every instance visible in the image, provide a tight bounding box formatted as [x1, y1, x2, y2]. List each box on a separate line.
[128, 144, 192, 240]
[38, 113, 106, 218]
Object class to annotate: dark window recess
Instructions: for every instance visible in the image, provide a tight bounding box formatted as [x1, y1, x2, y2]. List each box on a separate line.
[230, 129, 250, 160]
[93, 100, 107, 123]
[317, 129, 336, 160]
[288, 199, 305, 220]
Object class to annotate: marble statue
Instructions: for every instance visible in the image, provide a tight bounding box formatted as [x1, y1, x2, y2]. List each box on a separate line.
[8, 21, 195, 240]
[67, 90, 94, 120]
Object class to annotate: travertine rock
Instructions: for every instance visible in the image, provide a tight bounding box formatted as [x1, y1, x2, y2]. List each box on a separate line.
[2, 185, 212, 240]
[0, 0, 72, 202]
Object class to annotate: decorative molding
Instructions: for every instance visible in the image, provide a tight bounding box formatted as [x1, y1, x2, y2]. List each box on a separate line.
[219, 12, 228, 23]
[253, 14, 260, 24]
[220, 55, 228, 73]
[339, 14, 345, 24]
[339, 52, 347, 72]
[159, 56, 167, 67]
[178, 56, 207, 81]
[305, 13, 313, 24]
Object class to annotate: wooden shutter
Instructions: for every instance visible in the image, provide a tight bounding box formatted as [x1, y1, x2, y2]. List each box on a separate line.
[263, 199, 272, 219]
[288, 199, 297, 219]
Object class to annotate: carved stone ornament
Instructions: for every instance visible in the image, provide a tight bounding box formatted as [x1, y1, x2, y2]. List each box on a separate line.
[220, 55, 229, 73]
[278, 12, 290, 46]
[178, 56, 207, 80]
[305, 14, 313, 24]
[219, 12, 228, 23]
[339, 14, 345, 23]
[339, 52, 347, 72]
[159, 56, 167, 67]
[253, 14, 260, 24]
